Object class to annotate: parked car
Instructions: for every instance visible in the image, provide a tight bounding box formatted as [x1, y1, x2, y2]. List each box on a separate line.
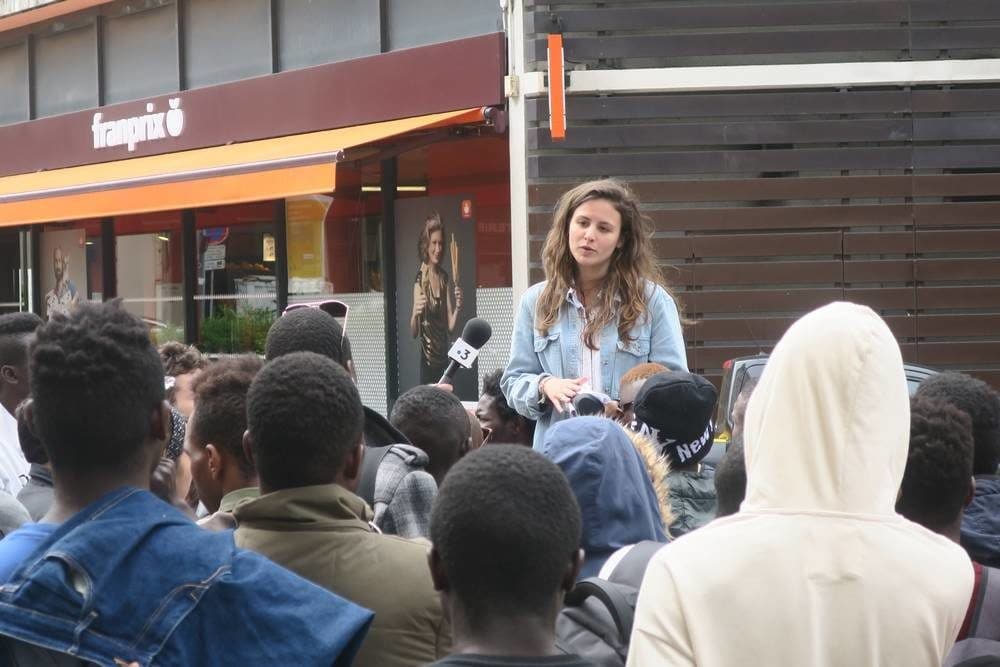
[702, 354, 938, 467]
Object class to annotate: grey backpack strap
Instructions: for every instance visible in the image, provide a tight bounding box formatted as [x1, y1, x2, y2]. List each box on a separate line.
[608, 540, 665, 589]
[357, 446, 392, 507]
[564, 577, 636, 644]
[970, 566, 1000, 641]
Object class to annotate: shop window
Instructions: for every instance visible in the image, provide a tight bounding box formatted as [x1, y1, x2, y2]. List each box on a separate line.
[0, 230, 24, 314]
[0, 42, 28, 126]
[115, 213, 183, 343]
[183, 0, 270, 89]
[286, 185, 388, 413]
[385, 0, 500, 51]
[392, 134, 512, 400]
[195, 202, 278, 355]
[275, 0, 378, 72]
[35, 22, 98, 118]
[103, 1, 179, 104]
[39, 221, 103, 320]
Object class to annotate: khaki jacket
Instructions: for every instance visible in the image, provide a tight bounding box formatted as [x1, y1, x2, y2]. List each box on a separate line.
[234, 484, 449, 667]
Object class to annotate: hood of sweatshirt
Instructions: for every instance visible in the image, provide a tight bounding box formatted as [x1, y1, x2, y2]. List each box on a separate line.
[542, 416, 667, 577]
[742, 301, 910, 516]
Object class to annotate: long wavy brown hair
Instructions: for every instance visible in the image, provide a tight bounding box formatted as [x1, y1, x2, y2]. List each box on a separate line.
[536, 179, 675, 349]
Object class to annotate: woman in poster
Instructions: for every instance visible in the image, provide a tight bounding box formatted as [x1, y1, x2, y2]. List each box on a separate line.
[501, 179, 687, 449]
[410, 213, 463, 384]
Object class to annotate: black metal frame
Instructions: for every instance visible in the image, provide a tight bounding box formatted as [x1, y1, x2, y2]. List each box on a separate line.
[100, 218, 116, 300]
[380, 157, 400, 411]
[273, 199, 288, 314]
[181, 210, 196, 344]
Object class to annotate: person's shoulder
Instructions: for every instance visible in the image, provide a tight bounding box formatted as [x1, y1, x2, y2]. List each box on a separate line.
[0, 522, 57, 582]
[521, 281, 548, 305]
[642, 280, 673, 302]
[372, 531, 435, 558]
[0, 494, 30, 536]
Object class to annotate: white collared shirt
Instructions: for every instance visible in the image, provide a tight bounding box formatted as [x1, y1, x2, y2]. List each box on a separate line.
[0, 408, 29, 496]
[567, 287, 602, 394]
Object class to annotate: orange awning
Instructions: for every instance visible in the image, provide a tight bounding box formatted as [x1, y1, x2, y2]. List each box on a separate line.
[0, 107, 486, 227]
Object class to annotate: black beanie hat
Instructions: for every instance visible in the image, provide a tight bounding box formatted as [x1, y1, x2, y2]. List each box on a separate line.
[633, 371, 718, 466]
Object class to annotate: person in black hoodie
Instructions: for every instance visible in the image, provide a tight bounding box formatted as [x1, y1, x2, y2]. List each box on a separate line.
[916, 371, 1000, 567]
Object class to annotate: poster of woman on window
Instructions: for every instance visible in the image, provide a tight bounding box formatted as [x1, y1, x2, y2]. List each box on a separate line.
[396, 197, 477, 399]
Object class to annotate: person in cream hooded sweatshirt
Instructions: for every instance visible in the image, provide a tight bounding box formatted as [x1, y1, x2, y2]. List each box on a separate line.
[627, 302, 974, 667]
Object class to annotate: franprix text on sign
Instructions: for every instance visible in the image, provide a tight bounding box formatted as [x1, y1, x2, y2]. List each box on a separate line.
[91, 98, 185, 153]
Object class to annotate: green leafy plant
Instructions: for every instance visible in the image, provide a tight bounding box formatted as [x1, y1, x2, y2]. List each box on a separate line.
[151, 322, 184, 346]
[199, 306, 275, 355]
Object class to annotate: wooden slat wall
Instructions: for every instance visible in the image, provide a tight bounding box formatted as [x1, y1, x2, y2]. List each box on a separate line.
[525, 1, 1000, 386]
[526, 0, 1000, 67]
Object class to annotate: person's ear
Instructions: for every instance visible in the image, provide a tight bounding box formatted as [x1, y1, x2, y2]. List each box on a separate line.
[151, 400, 170, 444]
[428, 547, 449, 593]
[966, 476, 977, 508]
[562, 548, 584, 594]
[205, 444, 224, 481]
[241, 430, 256, 471]
[0, 365, 16, 384]
[343, 442, 363, 483]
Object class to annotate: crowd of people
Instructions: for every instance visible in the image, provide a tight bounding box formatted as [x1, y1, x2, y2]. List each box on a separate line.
[0, 179, 994, 665]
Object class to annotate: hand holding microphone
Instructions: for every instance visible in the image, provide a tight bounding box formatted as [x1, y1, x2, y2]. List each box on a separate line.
[539, 376, 588, 414]
[438, 317, 492, 385]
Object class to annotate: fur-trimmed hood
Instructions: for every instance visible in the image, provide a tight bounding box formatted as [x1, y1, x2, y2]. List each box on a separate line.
[622, 425, 675, 533]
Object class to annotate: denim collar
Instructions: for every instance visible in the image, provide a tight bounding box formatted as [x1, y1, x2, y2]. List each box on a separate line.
[566, 284, 623, 308]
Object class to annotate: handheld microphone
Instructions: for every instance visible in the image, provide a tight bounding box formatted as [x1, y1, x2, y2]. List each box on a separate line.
[571, 390, 613, 417]
[438, 318, 492, 385]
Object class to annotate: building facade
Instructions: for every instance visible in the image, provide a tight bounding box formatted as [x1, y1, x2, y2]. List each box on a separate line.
[0, 0, 513, 411]
[5, 0, 1000, 408]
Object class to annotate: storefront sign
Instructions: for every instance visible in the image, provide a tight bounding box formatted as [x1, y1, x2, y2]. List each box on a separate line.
[286, 196, 332, 284]
[0, 32, 504, 178]
[204, 243, 226, 271]
[92, 98, 184, 152]
[262, 233, 276, 262]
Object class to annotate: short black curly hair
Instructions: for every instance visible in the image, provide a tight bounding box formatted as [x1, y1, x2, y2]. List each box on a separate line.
[431, 445, 581, 628]
[896, 396, 974, 533]
[391, 385, 469, 481]
[481, 369, 519, 422]
[247, 351, 362, 491]
[916, 371, 1000, 475]
[264, 308, 344, 367]
[0, 312, 42, 368]
[30, 301, 164, 473]
[190, 356, 263, 479]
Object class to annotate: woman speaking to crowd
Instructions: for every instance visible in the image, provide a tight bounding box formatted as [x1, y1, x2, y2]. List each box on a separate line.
[502, 179, 687, 448]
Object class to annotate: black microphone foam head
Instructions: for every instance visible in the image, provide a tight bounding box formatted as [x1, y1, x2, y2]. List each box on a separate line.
[461, 317, 492, 349]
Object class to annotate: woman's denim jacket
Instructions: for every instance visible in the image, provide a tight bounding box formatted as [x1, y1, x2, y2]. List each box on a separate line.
[502, 280, 688, 449]
[0, 487, 373, 666]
